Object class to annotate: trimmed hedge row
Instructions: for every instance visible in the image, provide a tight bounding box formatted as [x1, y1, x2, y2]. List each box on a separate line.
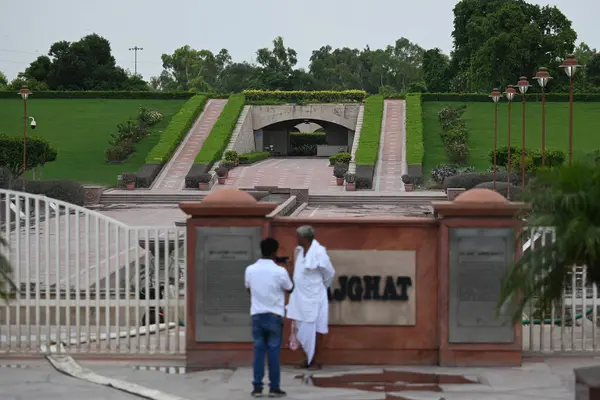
[355, 95, 384, 166]
[194, 94, 246, 166]
[405, 93, 424, 165]
[243, 90, 366, 103]
[239, 152, 270, 164]
[0, 91, 197, 99]
[421, 92, 600, 102]
[145, 95, 208, 164]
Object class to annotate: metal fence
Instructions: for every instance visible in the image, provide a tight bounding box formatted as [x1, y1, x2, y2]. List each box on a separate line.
[0, 189, 186, 355]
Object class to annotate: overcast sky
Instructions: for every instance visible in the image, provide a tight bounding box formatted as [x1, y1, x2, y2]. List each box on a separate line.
[1, 0, 598, 81]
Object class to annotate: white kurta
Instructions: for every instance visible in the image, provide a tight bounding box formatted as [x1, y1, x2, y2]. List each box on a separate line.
[286, 240, 335, 364]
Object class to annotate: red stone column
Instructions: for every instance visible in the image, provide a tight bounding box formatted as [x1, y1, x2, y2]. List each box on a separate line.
[432, 189, 529, 367]
[179, 188, 277, 369]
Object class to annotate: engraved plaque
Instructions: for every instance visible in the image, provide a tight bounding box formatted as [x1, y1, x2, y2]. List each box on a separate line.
[195, 227, 261, 342]
[449, 227, 515, 343]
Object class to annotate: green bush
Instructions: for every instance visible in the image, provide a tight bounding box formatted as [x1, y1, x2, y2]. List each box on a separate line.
[443, 171, 520, 190]
[421, 93, 600, 102]
[490, 147, 566, 168]
[290, 132, 326, 147]
[194, 94, 245, 166]
[243, 90, 366, 104]
[0, 91, 196, 99]
[238, 151, 270, 165]
[437, 105, 469, 164]
[0, 134, 58, 177]
[16, 180, 86, 206]
[146, 94, 208, 164]
[475, 181, 521, 199]
[328, 152, 352, 165]
[355, 95, 384, 166]
[223, 150, 239, 162]
[405, 93, 423, 165]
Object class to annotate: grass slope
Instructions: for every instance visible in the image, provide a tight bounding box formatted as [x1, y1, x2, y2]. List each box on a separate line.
[0, 99, 185, 185]
[422, 101, 600, 176]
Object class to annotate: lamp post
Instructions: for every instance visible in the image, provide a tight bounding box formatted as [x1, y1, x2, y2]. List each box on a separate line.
[533, 67, 552, 167]
[18, 86, 32, 190]
[516, 77, 530, 193]
[504, 84, 517, 200]
[489, 88, 503, 189]
[559, 54, 581, 167]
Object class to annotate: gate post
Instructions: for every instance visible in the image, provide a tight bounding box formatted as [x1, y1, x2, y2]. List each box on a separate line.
[432, 189, 529, 367]
[179, 188, 277, 369]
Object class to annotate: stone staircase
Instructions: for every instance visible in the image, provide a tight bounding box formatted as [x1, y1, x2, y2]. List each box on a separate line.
[151, 99, 227, 191]
[348, 105, 365, 174]
[374, 100, 406, 192]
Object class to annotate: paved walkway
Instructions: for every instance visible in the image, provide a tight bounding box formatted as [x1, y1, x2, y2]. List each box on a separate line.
[2, 359, 595, 399]
[375, 100, 406, 192]
[152, 99, 227, 191]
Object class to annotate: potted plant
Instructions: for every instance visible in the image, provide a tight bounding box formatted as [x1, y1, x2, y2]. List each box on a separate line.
[122, 173, 136, 190]
[401, 174, 422, 192]
[216, 167, 228, 184]
[333, 163, 348, 186]
[221, 161, 235, 176]
[344, 172, 356, 191]
[198, 173, 212, 190]
[224, 150, 239, 167]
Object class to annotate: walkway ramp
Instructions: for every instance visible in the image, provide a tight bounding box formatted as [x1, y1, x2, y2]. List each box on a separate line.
[152, 99, 227, 191]
[374, 100, 407, 192]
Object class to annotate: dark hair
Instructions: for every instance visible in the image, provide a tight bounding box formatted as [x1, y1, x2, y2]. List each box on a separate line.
[260, 237, 279, 258]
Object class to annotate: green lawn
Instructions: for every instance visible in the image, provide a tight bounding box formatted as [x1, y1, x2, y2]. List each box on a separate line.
[0, 99, 186, 185]
[422, 101, 600, 176]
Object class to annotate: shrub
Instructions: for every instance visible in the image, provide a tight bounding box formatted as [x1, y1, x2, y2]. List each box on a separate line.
[355, 95, 384, 166]
[105, 141, 135, 163]
[223, 150, 238, 162]
[0, 135, 58, 177]
[356, 176, 372, 189]
[15, 180, 85, 206]
[475, 181, 521, 199]
[328, 152, 352, 166]
[186, 172, 212, 188]
[344, 172, 356, 183]
[195, 94, 245, 166]
[135, 164, 163, 188]
[216, 167, 228, 177]
[0, 167, 12, 189]
[121, 173, 137, 184]
[438, 106, 469, 164]
[490, 147, 566, 168]
[333, 163, 348, 178]
[138, 106, 163, 126]
[243, 90, 366, 104]
[146, 94, 208, 163]
[238, 152, 270, 165]
[0, 91, 197, 100]
[405, 93, 424, 166]
[221, 161, 234, 170]
[197, 173, 212, 183]
[290, 132, 326, 147]
[401, 174, 422, 185]
[431, 164, 458, 184]
[289, 144, 317, 156]
[443, 171, 520, 191]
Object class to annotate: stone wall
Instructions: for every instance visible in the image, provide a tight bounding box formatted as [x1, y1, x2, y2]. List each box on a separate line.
[251, 104, 361, 131]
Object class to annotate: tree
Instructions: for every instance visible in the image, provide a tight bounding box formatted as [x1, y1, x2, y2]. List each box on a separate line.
[0, 135, 58, 177]
[254, 36, 298, 90]
[0, 71, 7, 89]
[499, 161, 600, 321]
[422, 48, 451, 92]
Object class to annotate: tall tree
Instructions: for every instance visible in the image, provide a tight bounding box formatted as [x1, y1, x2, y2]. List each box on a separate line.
[0, 71, 7, 89]
[254, 36, 298, 90]
[422, 48, 450, 92]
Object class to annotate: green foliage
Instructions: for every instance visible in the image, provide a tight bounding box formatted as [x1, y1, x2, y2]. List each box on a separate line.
[238, 151, 270, 164]
[490, 147, 566, 169]
[355, 95, 384, 166]
[223, 150, 239, 161]
[443, 171, 520, 190]
[405, 93, 424, 165]
[0, 91, 195, 99]
[474, 181, 521, 199]
[0, 135, 57, 177]
[243, 90, 366, 104]
[498, 161, 600, 322]
[438, 105, 469, 164]
[421, 93, 600, 102]
[146, 95, 208, 163]
[328, 152, 352, 166]
[195, 94, 245, 165]
[289, 132, 326, 147]
[333, 163, 348, 178]
[16, 180, 86, 206]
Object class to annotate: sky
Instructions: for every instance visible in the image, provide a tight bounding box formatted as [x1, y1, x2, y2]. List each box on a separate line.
[1, 0, 599, 81]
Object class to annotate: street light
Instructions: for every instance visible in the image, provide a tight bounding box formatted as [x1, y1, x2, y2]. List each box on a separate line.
[559, 54, 581, 167]
[516, 77, 531, 193]
[489, 88, 503, 189]
[504, 84, 517, 200]
[533, 67, 552, 167]
[18, 86, 32, 190]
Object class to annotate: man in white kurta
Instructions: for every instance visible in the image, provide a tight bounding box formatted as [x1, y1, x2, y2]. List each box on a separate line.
[286, 225, 335, 368]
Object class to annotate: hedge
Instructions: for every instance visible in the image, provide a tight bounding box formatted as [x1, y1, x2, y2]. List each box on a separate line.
[289, 132, 326, 147]
[355, 95, 384, 166]
[420, 92, 600, 102]
[145, 94, 208, 164]
[405, 93, 424, 165]
[239, 152, 270, 164]
[243, 90, 366, 104]
[194, 94, 246, 165]
[0, 91, 198, 100]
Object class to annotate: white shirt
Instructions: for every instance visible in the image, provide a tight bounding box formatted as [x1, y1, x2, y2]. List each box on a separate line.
[245, 258, 293, 317]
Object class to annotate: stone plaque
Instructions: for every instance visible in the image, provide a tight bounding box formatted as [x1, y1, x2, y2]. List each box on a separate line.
[195, 227, 261, 342]
[449, 227, 515, 343]
[326, 250, 416, 326]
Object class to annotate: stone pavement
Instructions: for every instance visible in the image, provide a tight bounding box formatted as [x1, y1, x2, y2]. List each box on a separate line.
[3, 358, 597, 400]
[375, 100, 406, 192]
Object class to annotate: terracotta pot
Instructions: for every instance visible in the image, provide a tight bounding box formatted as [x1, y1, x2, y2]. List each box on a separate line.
[346, 183, 356, 191]
[234, 160, 239, 167]
[336, 177, 344, 186]
[199, 183, 209, 190]
[404, 183, 414, 192]
[126, 183, 135, 190]
[218, 177, 226, 185]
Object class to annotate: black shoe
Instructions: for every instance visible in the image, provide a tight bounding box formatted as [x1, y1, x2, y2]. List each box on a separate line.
[268, 389, 287, 398]
[251, 387, 263, 397]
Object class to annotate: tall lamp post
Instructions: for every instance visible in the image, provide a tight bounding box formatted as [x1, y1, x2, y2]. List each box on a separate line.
[489, 88, 503, 189]
[559, 54, 581, 167]
[516, 77, 531, 193]
[504, 84, 517, 200]
[18, 86, 32, 190]
[533, 67, 552, 167]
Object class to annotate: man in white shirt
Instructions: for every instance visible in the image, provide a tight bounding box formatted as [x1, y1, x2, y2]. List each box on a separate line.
[286, 225, 335, 370]
[245, 237, 293, 398]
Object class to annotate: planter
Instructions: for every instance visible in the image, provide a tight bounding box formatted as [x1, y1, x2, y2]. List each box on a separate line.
[404, 183, 414, 192]
[218, 177, 226, 185]
[336, 177, 344, 186]
[346, 183, 356, 191]
[199, 183, 210, 190]
[234, 160, 239, 167]
[126, 183, 135, 191]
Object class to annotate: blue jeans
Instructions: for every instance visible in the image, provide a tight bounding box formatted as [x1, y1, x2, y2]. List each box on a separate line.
[252, 313, 283, 390]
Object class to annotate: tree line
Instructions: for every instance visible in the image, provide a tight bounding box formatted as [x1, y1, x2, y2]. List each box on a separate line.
[1, 0, 600, 95]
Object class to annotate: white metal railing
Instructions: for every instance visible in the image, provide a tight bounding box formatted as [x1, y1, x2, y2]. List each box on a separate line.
[521, 227, 600, 354]
[0, 188, 186, 355]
